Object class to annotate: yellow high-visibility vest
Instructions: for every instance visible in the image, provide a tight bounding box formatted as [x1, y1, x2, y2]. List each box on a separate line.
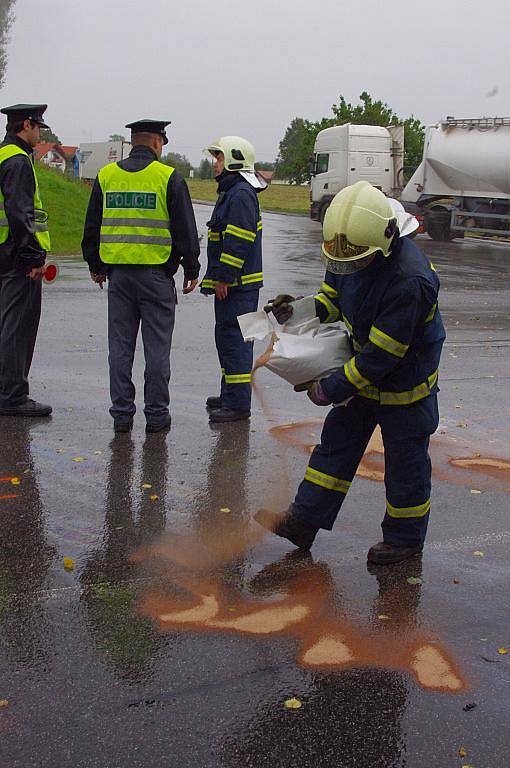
[0, 144, 51, 252]
[97, 160, 175, 265]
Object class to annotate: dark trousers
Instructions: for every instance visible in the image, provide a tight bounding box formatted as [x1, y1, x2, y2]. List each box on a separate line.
[214, 289, 259, 412]
[0, 269, 42, 407]
[107, 267, 176, 424]
[293, 394, 440, 548]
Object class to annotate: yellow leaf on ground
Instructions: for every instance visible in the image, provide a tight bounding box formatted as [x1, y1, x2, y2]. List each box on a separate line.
[473, 551, 484, 557]
[458, 747, 467, 757]
[378, 614, 391, 620]
[10, 477, 20, 485]
[470, 489, 482, 494]
[497, 648, 508, 655]
[142, 483, 152, 489]
[93, 450, 102, 456]
[63, 557, 74, 571]
[0, 699, 9, 707]
[71, 457, 86, 463]
[284, 697, 302, 709]
[220, 507, 231, 513]
[149, 494, 159, 501]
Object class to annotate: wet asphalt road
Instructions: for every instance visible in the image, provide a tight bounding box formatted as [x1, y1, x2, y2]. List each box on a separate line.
[1, 205, 509, 767]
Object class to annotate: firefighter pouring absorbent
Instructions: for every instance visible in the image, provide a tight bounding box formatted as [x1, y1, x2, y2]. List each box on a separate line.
[256, 181, 446, 565]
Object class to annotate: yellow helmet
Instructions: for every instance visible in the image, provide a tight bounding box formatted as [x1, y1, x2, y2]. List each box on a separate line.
[321, 181, 398, 274]
[207, 135, 256, 172]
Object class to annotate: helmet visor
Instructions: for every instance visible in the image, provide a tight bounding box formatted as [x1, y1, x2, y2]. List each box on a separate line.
[322, 233, 373, 261]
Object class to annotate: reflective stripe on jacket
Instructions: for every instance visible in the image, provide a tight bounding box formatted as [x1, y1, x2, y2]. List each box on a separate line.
[200, 174, 263, 294]
[314, 237, 446, 406]
[0, 144, 51, 252]
[97, 160, 174, 265]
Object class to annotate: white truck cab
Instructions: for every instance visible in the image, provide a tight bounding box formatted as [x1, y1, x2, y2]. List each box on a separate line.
[310, 124, 404, 222]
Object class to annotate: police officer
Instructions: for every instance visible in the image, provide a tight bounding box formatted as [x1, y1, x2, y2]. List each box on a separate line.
[0, 104, 52, 417]
[201, 136, 265, 423]
[257, 181, 446, 565]
[82, 119, 200, 433]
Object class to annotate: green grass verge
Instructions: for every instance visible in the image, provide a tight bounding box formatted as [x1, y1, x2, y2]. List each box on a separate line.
[37, 165, 91, 255]
[36, 170, 310, 256]
[186, 179, 310, 215]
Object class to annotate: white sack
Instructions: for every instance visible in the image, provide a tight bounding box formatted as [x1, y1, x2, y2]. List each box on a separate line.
[238, 296, 352, 387]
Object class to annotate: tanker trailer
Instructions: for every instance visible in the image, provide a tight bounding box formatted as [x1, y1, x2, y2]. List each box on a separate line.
[401, 116, 510, 241]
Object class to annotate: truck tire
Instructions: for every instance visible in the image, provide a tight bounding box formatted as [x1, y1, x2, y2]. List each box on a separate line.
[424, 208, 455, 242]
[319, 202, 330, 224]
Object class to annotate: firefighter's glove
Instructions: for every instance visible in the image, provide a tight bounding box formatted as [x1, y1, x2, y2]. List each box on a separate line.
[307, 381, 333, 406]
[264, 294, 295, 324]
[293, 380, 332, 406]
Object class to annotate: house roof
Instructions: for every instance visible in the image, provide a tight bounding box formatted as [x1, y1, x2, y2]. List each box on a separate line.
[257, 169, 274, 182]
[33, 142, 77, 162]
[33, 142, 58, 162]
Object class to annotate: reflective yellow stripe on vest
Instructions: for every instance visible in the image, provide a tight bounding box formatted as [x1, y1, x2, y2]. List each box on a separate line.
[0, 144, 51, 251]
[98, 160, 174, 265]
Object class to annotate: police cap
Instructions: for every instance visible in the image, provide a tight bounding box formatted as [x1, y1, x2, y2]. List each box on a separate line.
[0, 103, 50, 129]
[125, 119, 170, 145]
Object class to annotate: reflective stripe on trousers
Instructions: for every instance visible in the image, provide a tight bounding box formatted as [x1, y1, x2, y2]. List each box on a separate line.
[214, 290, 259, 411]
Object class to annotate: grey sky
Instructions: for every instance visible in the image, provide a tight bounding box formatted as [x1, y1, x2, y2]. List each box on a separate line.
[1, 0, 508, 164]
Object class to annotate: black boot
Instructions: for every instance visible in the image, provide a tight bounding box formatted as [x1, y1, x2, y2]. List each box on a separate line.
[254, 508, 318, 550]
[0, 398, 52, 417]
[114, 418, 133, 433]
[146, 415, 172, 433]
[367, 541, 423, 565]
[206, 396, 222, 410]
[209, 407, 250, 423]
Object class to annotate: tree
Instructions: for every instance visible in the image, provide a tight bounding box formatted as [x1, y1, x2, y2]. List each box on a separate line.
[40, 128, 60, 144]
[275, 118, 315, 184]
[109, 134, 126, 142]
[162, 151, 191, 178]
[276, 93, 425, 185]
[0, 1, 15, 89]
[196, 158, 214, 180]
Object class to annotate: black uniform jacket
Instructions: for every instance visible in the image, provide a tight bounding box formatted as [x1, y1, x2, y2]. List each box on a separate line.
[81, 146, 200, 279]
[0, 133, 46, 274]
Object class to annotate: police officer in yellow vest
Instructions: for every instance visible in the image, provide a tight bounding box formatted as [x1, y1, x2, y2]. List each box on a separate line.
[0, 104, 52, 417]
[82, 119, 200, 433]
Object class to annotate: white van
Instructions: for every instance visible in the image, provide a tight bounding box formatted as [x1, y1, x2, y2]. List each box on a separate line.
[310, 124, 404, 222]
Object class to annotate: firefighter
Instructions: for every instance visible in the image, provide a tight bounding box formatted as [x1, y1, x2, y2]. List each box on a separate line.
[201, 136, 266, 423]
[257, 181, 446, 565]
[0, 104, 52, 417]
[82, 119, 200, 433]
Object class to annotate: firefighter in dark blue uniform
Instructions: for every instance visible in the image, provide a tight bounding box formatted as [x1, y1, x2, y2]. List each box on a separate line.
[257, 181, 446, 565]
[201, 136, 266, 423]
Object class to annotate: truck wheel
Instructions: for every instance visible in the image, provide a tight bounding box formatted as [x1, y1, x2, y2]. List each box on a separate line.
[319, 202, 330, 224]
[425, 209, 455, 242]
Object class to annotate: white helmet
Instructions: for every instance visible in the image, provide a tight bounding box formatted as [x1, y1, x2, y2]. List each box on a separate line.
[321, 181, 398, 274]
[207, 135, 267, 190]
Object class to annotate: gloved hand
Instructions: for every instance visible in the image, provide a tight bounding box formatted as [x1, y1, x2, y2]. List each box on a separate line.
[307, 381, 332, 406]
[294, 380, 332, 406]
[263, 294, 295, 324]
